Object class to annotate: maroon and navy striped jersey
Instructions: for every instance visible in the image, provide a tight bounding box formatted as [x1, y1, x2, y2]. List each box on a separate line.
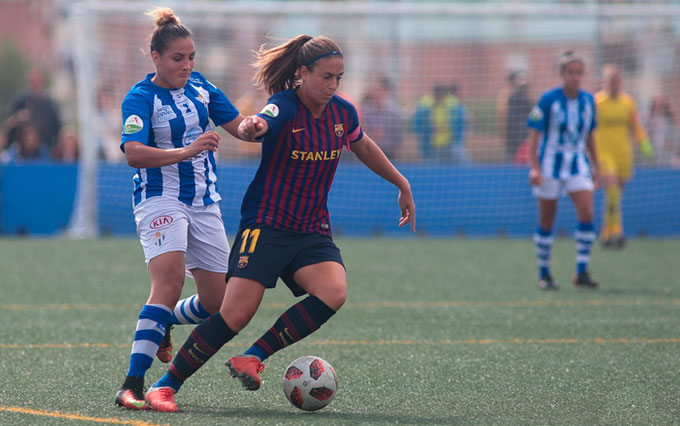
[239, 89, 363, 236]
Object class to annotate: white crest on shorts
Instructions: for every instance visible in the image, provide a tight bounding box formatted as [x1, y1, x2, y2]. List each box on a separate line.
[153, 231, 165, 247]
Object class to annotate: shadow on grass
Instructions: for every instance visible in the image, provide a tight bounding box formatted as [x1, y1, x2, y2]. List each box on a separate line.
[175, 405, 463, 425]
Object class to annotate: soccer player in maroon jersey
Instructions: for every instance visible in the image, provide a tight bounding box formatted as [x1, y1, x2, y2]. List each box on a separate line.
[145, 34, 415, 412]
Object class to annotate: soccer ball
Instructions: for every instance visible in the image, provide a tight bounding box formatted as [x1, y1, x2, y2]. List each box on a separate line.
[282, 355, 337, 411]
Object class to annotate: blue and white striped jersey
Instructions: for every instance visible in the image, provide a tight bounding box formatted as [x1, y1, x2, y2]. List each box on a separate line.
[120, 71, 239, 207]
[527, 87, 597, 180]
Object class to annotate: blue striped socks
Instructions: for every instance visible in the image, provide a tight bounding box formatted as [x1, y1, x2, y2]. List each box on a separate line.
[127, 304, 171, 378]
[575, 222, 595, 273]
[170, 294, 210, 325]
[534, 227, 553, 279]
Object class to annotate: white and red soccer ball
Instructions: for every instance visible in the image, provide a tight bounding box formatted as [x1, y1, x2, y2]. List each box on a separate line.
[282, 356, 337, 411]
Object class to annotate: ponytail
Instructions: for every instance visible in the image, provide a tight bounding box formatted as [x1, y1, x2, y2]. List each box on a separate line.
[253, 35, 342, 95]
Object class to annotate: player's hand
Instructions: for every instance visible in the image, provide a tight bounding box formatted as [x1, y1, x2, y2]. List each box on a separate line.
[591, 167, 601, 189]
[640, 139, 654, 160]
[238, 115, 267, 140]
[186, 131, 220, 157]
[529, 167, 542, 186]
[398, 186, 416, 232]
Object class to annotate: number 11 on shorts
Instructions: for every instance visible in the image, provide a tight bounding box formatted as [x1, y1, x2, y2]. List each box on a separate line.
[239, 228, 261, 254]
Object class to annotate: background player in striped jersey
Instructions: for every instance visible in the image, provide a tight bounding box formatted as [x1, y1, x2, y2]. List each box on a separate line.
[527, 50, 600, 290]
[594, 63, 654, 249]
[144, 34, 416, 412]
[115, 8, 246, 410]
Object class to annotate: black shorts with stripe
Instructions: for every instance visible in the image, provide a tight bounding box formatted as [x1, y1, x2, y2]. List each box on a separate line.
[226, 224, 344, 297]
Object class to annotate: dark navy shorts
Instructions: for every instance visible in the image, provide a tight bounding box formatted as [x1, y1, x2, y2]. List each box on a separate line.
[226, 224, 344, 297]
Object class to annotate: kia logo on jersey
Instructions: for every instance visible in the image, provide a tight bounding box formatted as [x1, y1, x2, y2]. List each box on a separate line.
[150, 215, 174, 230]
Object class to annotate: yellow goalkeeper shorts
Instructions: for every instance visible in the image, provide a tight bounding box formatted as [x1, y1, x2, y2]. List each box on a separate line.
[599, 153, 632, 181]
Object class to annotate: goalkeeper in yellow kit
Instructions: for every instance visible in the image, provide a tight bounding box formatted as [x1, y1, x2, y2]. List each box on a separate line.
[594, 64, 654, 248]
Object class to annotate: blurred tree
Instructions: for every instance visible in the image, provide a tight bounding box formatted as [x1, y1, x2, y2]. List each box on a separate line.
[0, 39, 31, 120]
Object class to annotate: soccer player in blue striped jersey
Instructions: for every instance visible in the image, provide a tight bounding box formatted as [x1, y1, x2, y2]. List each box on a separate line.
[114, 8, 246, 410]
[527, 50, 601, 290]
[145, 34, 416, 412]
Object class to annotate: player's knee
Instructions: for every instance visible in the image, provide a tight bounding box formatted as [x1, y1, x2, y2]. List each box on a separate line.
[333, 285, 347, 311]
[221, 307, 254, 332]
[150, 272, 184, 299]
[579, 206, 594, 222]
[316, 281, 346, 312]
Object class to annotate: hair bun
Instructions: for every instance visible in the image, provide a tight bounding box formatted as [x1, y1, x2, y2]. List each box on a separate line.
[150, 7, 180, 27]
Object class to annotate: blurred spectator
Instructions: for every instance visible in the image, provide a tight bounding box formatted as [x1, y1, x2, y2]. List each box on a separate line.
[335, 90, 362, 123]
[646, 95, 678, 166]
[412, 83, 470, 164]
[96, 86, 124, 162]
[506, 71, 533, 163]
[7, 67, 62, 148]
[496, 74, 511, 152]
[360, 77, 403, 159]
[1, 121, 51, 164]
[52, 125, 79, 163]
[0, 108, 29, 152]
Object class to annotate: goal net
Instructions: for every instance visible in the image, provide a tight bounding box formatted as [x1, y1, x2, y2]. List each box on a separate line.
[69, 1, 680, 238]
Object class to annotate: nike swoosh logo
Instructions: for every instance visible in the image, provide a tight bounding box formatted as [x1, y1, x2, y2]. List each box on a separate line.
[193, 343, 209, 356]
[292, 128, 305, 133]
[125, 397, 147, 409]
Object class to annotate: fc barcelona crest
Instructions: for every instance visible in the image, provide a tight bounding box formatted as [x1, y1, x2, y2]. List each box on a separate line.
[334, 123, 344, 137]
[238, 255, 249, 268]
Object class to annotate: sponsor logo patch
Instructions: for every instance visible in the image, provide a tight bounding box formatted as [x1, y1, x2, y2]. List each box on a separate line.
[150, 215, 174, 230]
[124, 115, 143, 134]
[529, 105, 543, 122]
[334, 123, 344, 137]
[183, 127, 203, 147]
[156, 105, 176, 122]
[260, 103, 279, 118]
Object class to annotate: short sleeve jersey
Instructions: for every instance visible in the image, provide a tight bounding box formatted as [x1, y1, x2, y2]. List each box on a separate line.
[239, 90, 363, 236]
[594, 90, 646, 159]
[527, 87, 597, 180]
[120, 71, 239, 207]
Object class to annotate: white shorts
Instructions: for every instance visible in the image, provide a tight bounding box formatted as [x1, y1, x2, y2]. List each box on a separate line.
[532, 175, 594, 200]
[134, 197, 230, 273]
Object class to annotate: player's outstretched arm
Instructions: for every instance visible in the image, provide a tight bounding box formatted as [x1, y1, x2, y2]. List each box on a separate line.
[220, 114, 246, 139]
[352, 134, 416, 232]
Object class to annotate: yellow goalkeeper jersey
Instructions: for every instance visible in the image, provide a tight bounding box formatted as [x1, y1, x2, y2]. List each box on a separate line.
[594, 90, 648, 178]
